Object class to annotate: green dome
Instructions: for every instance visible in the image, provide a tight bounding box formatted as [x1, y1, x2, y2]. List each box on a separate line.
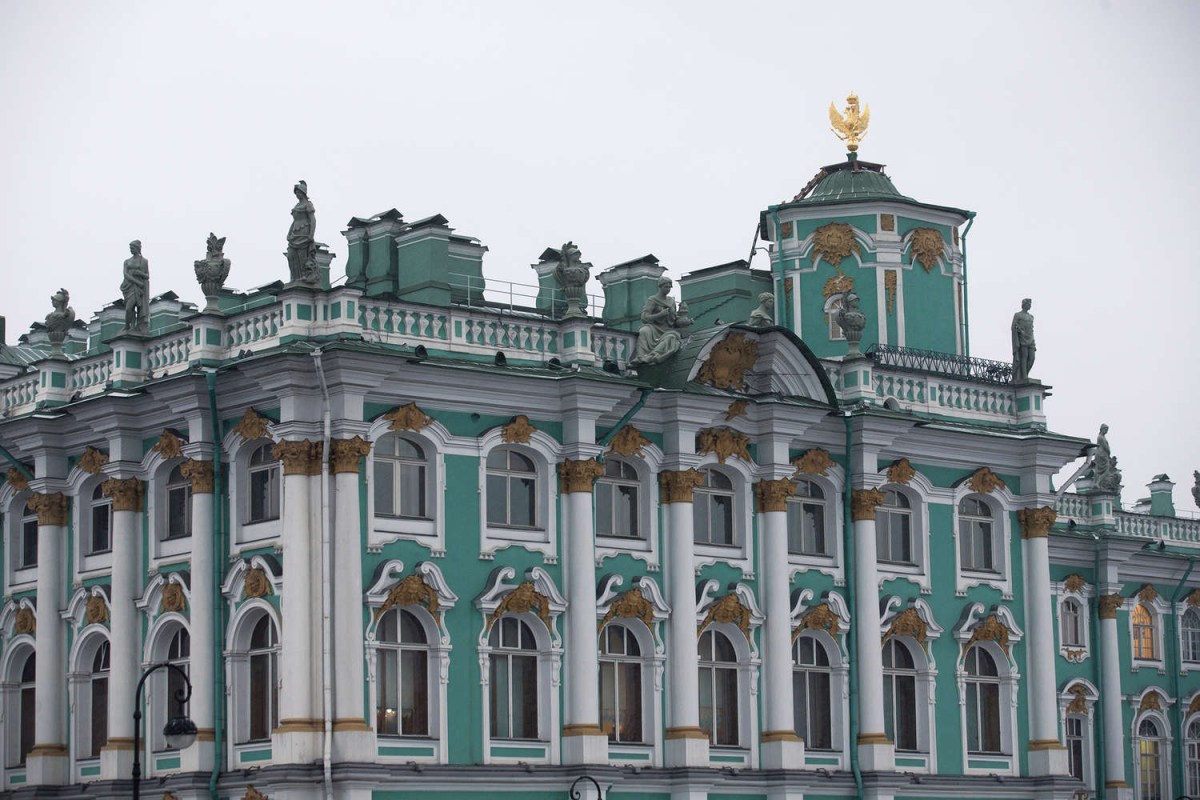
[791, 155, 913, 205]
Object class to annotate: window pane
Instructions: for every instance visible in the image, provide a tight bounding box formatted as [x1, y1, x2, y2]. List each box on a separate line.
[91, 503, 110, 552]
[374, 460, 395, 517]
[792, 671, 807, 742]
[490, 655, 509, 738]
[513, 654, 538, 739]
[167, 485, 191, 538]
[875, 512, 889, 560]
[377, 650, 398, 734]
[249, 653, 269, 741]
[400, 463, 425, 518]
[619, 662, 642, 743]
[714, 666, 739, 746]
[600, 661, 616, 740]
[694, 496, 709, 543]
[965, 683, 979, 752]
[699, 666, 714, 741]
[896, 675, 917, 751]
[892, 513, 911, 562]
[510, 477, 536, 527]
[712, 495, 733, 545]
[805, 503, 826, 554]
[401, 649, 428, 736]
[20, 686, 35, 766]
[250, 470, 270, 522]
[596, 483, 613, 536]
[617, 485, 639, 537]
[91, 676, 108, 757]
[486, 474, 507, 525]
[808, 670, 831, 749]
[980, 683, 1001, 753]
[22, 519, 38, 568]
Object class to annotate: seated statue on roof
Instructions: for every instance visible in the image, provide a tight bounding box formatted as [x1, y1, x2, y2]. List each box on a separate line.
[629, 277, 693, 368]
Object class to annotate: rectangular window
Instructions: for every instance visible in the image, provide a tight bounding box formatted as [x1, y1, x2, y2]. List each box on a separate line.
[91, 503, 111, 553]
[21, 518, 38, 568]
[90, 677, 108, 757]
[249, 469, 279, 523]
[249, 654, 271, 741]
[959, 518, 993, 571]
[400, 649, 428, 736]
[1066, 716, 1084, 782]
[1187, 740, 1200, 797]
[1141, 740, 1162, 800]
[980, 683, 1001, 753]
[596, 483, 640, 538]
[1185, 628, 1200, 662]
[166, 485, 191, 539]
[788, 501, 827, 555]
[19, 686, 34, 766]
[876, 511, 912, 564]
[377, 650, 399, 734]
[884, 673, 918, 751]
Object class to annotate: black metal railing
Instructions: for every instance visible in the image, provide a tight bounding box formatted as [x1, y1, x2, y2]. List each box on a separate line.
[865, 343, 1013, 385]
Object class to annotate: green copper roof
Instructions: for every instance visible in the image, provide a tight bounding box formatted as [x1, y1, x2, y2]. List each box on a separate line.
[797, 161, 911, 204]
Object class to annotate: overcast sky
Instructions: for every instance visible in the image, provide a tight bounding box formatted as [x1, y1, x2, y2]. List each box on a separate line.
[2, 1, 1197, 511]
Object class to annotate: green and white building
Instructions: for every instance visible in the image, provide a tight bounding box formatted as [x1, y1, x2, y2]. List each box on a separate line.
[0, 145, 1196, 800]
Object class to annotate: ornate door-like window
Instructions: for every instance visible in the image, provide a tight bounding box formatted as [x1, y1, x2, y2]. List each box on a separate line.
[787, 479, 827, 555]
[964, 646, 1002, 754]
[698, 629, 739, 746]
[1132, 604, 1157, 661]
[89, 484, 113, 554]
[1186, 717, 1200, 798]
[1065, 714, 1085, 783]
[1060, 598, 1083, 647]
[599, 623, 643, 743]
[159, 629, 191, 751]
[90, 642, 110, 757]
[375, 608, 430, 736]
[875, 490, 912, 564]
[792, 634, 832, 749]
[17, 653, 35, 766]
[20, 505, 37, 568]
[488, 617, 539, 739]
[694, 470, 735, 546]
[1138, 717, 1166, 800]
[247, 444, 280, 524]
[165, 464, 193, 539]
[596, 460, 640, 539]
[1182, 609, 1200, 663]
[957, 496, 993, 571]
[486, 449, 538, 529]
[374, 436, 428, 520]
[246, 615, 279, 742]
[882, 638, 918, 751]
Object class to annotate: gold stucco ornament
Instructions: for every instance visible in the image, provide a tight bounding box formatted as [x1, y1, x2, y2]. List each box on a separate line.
[829, 92, 870, 152]
[883, 607, 927, 646]
[697, 427, 752, 465]
[810, 223, 862, 272]
[696, 332, 759, 391]
[14, 607, 35, 635]
[151, 429, 186, 460]
[886, 458, 916, 486]
[908, 228, 945, 273]
[792, 448, 835, 477]
[557, 458, 605, 494]
[659, 469, 705, 504]
[724, 400, 749, 422]
[383, 402, 433, 432]
[501, 415, 536, 444]
[964, 613, 1011, 657]
[242, 567, 273, 599]
[598, 587, 656, 631]
[161, 583, 187, 614]
[967, 467, 1006, 495]
[232, 408, 272, 443]
[1063, 574, 1088, 594]
[699, 593, 753, 642]
[754, 479, 797, 513]
[1140, 692, 1163, 712]
[85, 595, 110, 625]
[797, 603, 840, 638]
[376, 573, 440, 622]
[78, 446, 110, 475]
[1066, 685, 1089, 715]
[7, 465, 31, 492]
[490, 581, 551, 631]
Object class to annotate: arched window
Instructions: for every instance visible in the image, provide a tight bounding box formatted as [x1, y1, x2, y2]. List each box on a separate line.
[1065, 713, 1086, 783]
[883, 638, 918, 752]
[1132, 604, 1157, 661]
[964, 646, 1002, 754]
[1182, 609, 1200, 663]
[825, 295, 845, 341]
[375, 608, 429, 737]
[19, 503, 37, 568]
[245, 615, 279, 743]
[792, 635, 832, 750]
[247, 444, 280, 524]
[90, 642, 110, 757]
[165, 464, 192, 539]
[1060, 598, 1083, 648]
[599, 623, 643, 743]
[787, 479, 827, 556]
[374, 436, 428, 520]
[596, 460, 640, 539]
[694, 470, 734, 546]
[89, 484, 112, 554]
[158, 628, 190, 751]
[699, 629, 739, 746]
[486, 449, 538, 529]
[16, 653, 35, 766]
[958, 496, 993, 571]
[488, 616, 539, 739]
[1138, 717, 1166, 800]
[1186, 716, 1200, 798]
[875, 490, 912, 564]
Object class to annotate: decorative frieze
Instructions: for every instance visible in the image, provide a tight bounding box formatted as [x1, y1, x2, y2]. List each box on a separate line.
[27, 492, 69, 525]
[597, 587, 655, 631]
[102, 477, 145, 512]
[272, 439, 322, 476]
[792, 448, 835, 477]
[967, 466, 1006, 495]
[557, 458, 604, 494]
[501, 415, 536, 444]
[885, 458, 916, 485]
[909, 227, 944, 273]
[607, 424, 651, 459]
[489, 581, 551, 631]
[330, 436, 371, 474]
[850, 487, 887, 522]
[697, 427, 752, 465]
[232, 408, 273, 443]
[699, 593, 753, 642]
[696, 332, 759, 391]
[1098, 593, 1124, 619]
[181, 459, 214, 493]
[151, 429, 186, 460]
[77, 446, 110, 475]
[659, 469, 704, 504]
[754, 478, 796, 513]
[383, 402, 433, 432]
[1017, 506, 1057, 539]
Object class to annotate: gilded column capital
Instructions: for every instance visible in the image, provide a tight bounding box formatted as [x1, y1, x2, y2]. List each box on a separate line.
[754, 478, 796, 513]
[1017, 506, 1057, 539]
[102, 477, 145, 512]
[26, 492, 69, 525]
[180, 459, 214, 494]
[272, 440, 323, 476]
[557, 458, 604, 494]
[330, 437, 371, 474]
[850, 487, 887, 522]
[1098, 593, 1124, 620]
[659, 469, 705, 504]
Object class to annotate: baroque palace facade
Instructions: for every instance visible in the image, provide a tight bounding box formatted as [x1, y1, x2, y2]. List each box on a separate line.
[1, 131, 1198, 800]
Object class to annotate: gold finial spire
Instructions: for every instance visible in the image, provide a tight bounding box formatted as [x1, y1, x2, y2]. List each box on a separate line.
[829, 92, 870, 153]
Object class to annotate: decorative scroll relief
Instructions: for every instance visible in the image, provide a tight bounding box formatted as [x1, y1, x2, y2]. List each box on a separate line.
[810, 222, 862, 271]
[596, 575, 671, 668]
[696, 581, 764, 654]
[501, 414, 537, 444]
[599, 587, 656, 631]
[883, 607, 925, 645]
[880, 597, 943, 663]
[966, 466, 1006, 495]
[1063, 648, 1086, 663]
[151, 429, 186, 460]
[791, 589, 851, 650]
[607, 425, 651, 459]
[796, 603, 840, 638]
[699, 594, 753, 642]
[793, 448, 835, 477]
[1066, 685, 1089, 715]
[822, 273, 854, 301]
[885, 458, 916, 485]
[366, 560, 457, 644]
[85, 595, 110, 625]
[78, 446, 110, 475]
[377, 573, 440, 620]
[697, 427, 752, 465]
[232, 408, 272, 444]
[14, 606, 36, 635]
[475, 565, 566, 648]
[242, 567, 273, 600]
[1140, 692, 1163, 713]
[965, 614, 1011, 656]
[161, 583, 188, 614]
[724, 400, 748, 422]
[695, 332, 759, 391]
[383, 402, 433, 432]
[1063, 574, 1088, 594]
[953, 603, 1023, 664]
[908, 228, 945, 273]
[491, 582, 551, 631]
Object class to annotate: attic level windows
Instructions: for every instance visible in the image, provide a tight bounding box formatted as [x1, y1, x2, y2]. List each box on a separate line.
[787, 479, 828, 556]
[958, 496, 994, 572]
[596, 460, 640, 539]
[486, 448, 538, 529]
[88, 485, 112, 555]
[19, 506, 37, 569]
[374, 435, 428, 520]
[246, 444, 280, 524]
[694, 470, 735, 546]
[875, 490, 913, 565]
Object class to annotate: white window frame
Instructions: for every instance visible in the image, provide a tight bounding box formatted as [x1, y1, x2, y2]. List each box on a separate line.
[0, 633, 36, 779]
[785, 468, 845, 585]
[225, 433, 282, 548]
[1132, 708, 1172, 800]
[1053, 579, 1094, 663]
[824, 294, 846, 341]
[1184, 710, 1200, 799]
[951, 483, 1014, 600]
[64, 585, 113, 779]
[144, 619, 191, 760]
[5, 491, 37, 590]
[1178, 602, 1200, 675]
[1057, 680, 1098, 792]
[790, 589, 852, 770]
[872, 480, 932, 595]
[695, 581, 763, 768]
[594, 447, 662, 571]
[71, 468, 115, 578]
[477, 428, 560, 563]
[1127, 594, 1169, 673]
[145, 448, 198, 566]
[691, 457, 755, 575]
[366, 417, 451, 555]
[878, 595, 942, 773]
[953, 603, 1023, 776]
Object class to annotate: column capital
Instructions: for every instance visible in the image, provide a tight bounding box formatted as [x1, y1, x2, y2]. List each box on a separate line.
[754, 478, 796, 513]
[850, 487, 887, 522]
[659, 469, 704, 504]
[557, 458, 605, 494]
[26, 492, 69, 525]
[101, 477, 145, 512]
[272, 439, 323, 476]
[330, 437, 371, 474]
[180, 459, 214, 494]
[1098, 593, 1124, 619]
[1018, 506, 1057, 539]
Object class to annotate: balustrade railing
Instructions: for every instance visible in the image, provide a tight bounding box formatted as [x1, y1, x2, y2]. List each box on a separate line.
[69, 355, 112, 395]
[146, 331, 192, 375]
[866, 343, 1013, 385]
[872, 369, 1017, 424]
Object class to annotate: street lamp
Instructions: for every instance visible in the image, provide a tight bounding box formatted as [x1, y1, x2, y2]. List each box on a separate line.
[569, 775, 605, 800]
[132, 661, 197, 800]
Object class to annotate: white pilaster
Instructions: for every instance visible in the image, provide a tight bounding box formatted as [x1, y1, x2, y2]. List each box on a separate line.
[1099, 598, 1132, 799]
[851, 490, 893, 772]
[1020, 508, 1068, 775]
[26, 496, 68, 785]
[100, 491, 141, 779]
[180, 467, 215, 771]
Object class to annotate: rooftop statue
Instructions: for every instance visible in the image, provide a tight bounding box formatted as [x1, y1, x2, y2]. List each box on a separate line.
[286, 180, 320, 286]
[1193, 470, 1199, 510]
[629, 277, 693, 368]
[194, 233, 231, 313]
[748, 292, 774, 328]
[45, 287, 75, 358]
[829, 92, 870, 153]
[1011, 298, 1037, 384]
[1087, 423, 1123, 493]
[121, 240, 150, 333]
[554, 241, 590, 319]
[836, 289, 867, 357]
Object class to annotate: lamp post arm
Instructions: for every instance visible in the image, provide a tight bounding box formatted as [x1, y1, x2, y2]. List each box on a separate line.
[132, 661, 194, 800]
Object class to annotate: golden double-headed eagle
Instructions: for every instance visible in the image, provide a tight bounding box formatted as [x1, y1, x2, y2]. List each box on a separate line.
[829, 92, 870, 152]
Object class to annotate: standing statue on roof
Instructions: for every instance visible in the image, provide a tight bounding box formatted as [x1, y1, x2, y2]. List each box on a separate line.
[1011, 298, 1037, 383]
[44, 287, 75, 358]
[286, 180, 320, 285]
[1192, 470, 1199, 510]
[748, 292, 775, 328]
[122, 240, 150, 333]
[554, 241, 590, 319]
[629, 277, 693, 368]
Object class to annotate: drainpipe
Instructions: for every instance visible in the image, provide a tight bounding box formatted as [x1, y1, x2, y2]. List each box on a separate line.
[958, 212, 976, 356]
[205, 370, 225, 800]
[842, 410, 863, 800]
[1170, 557, 1195, 797]
[0, 444, 33, 479]
[595, 388, 652, 455]
[770, 208, 790, 330]
[311, 350, 334, 800]
[1090, 532, 1107, 797]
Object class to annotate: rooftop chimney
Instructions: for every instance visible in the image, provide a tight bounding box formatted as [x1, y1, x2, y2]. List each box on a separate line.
[1148, 474, 1175, 517]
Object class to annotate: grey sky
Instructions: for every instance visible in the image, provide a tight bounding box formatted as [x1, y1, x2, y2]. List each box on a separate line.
[2, 1, 1197, 510]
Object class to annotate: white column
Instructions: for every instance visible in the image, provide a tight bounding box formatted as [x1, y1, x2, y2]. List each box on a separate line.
[661, 470, 709, 767]
[755, 480, 804, 770]
[180, 461, 215, 771]
[1019, 507, 1069, 775]
[559, 459, 607, 764]
[850, 489, 893, 771]
[330, 438, 375, 761]
[99, 479, 142, 779]
[1099, 593, 1132, 799]
[271, 440, 320, 763]
[25, 494, 68, 785]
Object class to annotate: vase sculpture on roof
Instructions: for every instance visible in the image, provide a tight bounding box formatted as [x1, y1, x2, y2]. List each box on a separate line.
[836, 289, 867, 357]
[554, 241, 590, 320]
[45, 287, 75, 359]
[748, 292, 774, 328]
[121, 240, 150, 333]
[629, 277, 693, 368]
[286, 180, 320, 286]
[1191, 470, 1199, 510]
[194, 233, 231, 313]
[1011, 298, 1037, 383]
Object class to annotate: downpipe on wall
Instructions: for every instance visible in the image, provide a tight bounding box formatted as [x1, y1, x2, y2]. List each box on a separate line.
[842, 410, 863, 800]
[205, 369, 226, 800]
[312, 350, 334, 800]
